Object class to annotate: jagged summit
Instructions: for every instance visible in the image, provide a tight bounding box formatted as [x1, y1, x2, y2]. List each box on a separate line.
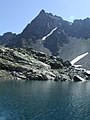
[39, 9, 46, 15]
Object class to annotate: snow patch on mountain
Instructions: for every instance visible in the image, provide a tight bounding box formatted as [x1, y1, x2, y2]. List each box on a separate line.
[42, 27, 57, 41]
[70, 52, 88, 65]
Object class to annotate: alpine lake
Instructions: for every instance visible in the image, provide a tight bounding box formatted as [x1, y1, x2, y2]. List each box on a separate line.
[0, 80, 90, 120]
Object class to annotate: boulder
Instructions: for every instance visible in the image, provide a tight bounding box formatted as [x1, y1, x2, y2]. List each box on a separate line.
[73, 75, 85, 82]
[54, 75, 61, 81]
[63, 60, 71, 67]
[50, 61, 63, 69]
[36, 52, 46, 57]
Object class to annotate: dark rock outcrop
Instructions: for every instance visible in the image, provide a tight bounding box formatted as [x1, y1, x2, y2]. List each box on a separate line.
[63, 61, 71, 67]
[50, 61, 63, 69]
[73, 76, 83, 82]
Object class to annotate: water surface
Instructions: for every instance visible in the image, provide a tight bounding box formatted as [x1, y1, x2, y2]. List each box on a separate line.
[0, 80, 90, 120]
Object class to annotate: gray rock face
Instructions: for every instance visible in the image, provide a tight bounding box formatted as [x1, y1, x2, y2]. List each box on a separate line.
[0, 46, 62, 80]
[0, 46, 89, 81]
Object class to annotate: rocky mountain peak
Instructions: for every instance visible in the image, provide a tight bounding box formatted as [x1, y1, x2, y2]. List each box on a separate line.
[39, 9, 46, 15]
[3, 10, 70, 55]
[20, 10, 65, 41]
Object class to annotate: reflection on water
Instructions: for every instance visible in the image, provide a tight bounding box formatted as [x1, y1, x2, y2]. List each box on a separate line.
[0, 80, 90, 119]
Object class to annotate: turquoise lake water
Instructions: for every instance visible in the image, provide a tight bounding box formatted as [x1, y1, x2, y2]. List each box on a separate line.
[0, 80, 90, 120]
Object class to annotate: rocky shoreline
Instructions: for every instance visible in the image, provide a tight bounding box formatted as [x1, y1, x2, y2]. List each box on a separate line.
[0, 46, 89, 81]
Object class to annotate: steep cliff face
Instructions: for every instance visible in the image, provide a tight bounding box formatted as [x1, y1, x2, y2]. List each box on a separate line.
[43, 28, 69, 55]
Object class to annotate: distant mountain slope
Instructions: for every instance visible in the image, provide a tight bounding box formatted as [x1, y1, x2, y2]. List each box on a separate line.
[68, 18, 90, 38]
[0, 32, 16, 46]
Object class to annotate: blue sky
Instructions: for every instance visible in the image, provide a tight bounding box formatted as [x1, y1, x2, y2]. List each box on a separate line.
[0, 0, 90, 35]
